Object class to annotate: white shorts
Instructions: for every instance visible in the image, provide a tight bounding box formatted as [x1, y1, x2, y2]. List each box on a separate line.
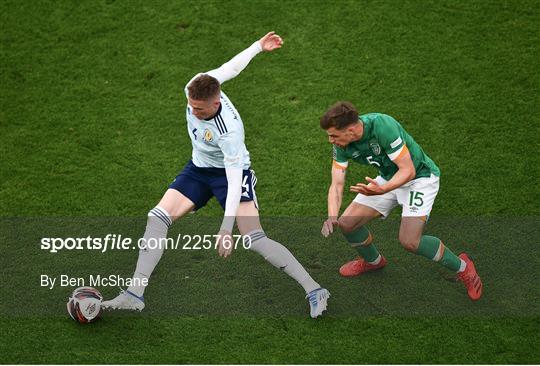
[353, 174, 440, 218]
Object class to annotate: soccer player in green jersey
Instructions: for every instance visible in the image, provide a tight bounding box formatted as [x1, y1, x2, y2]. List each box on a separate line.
[320, 101, 482, 301]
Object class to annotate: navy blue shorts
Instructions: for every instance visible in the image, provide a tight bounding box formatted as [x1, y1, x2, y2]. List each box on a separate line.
[169, 160, 258, 210]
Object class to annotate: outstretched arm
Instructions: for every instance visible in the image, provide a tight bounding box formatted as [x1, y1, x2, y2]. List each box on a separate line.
[214, 134, 244, 258]
[215, 166, 243, 257]
[321, 164, 347, 237]
[207, 31, 283, 84]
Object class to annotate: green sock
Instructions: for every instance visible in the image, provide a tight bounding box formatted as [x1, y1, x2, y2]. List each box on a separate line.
[416, 235, 462, 272]
[344, 226, 380, 263]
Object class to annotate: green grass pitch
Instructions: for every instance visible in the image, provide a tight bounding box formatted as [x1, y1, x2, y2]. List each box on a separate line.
[1, 0, 539, 364]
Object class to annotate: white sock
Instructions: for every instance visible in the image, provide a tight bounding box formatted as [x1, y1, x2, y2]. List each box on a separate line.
[247, 230, 320, 294]
[457, 259, 467, 273]
[369, 254, 382, 265]
[128, 206, 172, 297]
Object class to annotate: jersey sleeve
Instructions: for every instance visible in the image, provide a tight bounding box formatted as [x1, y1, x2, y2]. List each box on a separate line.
[376, 115, 409, 161]
[184, 41, 262, 99]
[332, 145, 349, 170]
[217, 131, 245, 169]
[206, 41, 262, 84]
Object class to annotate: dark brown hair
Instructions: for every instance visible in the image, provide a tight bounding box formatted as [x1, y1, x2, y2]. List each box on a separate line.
[320, 101, 359, 130]
[187, 74, 221, 101]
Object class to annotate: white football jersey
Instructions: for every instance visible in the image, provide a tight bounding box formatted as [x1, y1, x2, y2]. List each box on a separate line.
[184, 74, 251, 170]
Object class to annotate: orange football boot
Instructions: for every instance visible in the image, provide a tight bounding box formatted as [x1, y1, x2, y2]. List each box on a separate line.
[339, 256, 387, 277]
[457, 253, 483, 301]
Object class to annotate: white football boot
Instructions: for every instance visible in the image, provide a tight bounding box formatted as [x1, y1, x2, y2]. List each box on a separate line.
[101, 289, 145, 311]
[306, 287, 330, 318]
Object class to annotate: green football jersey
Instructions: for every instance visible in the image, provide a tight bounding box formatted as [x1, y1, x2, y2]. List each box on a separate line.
[333, 113, 440, 180]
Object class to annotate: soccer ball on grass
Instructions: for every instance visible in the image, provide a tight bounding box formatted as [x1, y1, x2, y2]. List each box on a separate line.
[66, 287, 103, 323]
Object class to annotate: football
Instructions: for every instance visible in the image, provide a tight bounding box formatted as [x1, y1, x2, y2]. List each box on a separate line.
[66, 287, 103, 323]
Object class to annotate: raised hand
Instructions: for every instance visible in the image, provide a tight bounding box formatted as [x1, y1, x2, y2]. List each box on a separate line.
[259, 31, 283, 52]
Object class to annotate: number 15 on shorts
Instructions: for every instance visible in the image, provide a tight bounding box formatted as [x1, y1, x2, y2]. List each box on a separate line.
[409, 191, 424, 207]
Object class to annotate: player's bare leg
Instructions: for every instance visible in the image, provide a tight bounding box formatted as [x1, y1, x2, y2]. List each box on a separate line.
[236, 201, 329, 318]
[102, 189, 195, 310]
[338, 202, 381, 233]
[337, 202, 387, 276]
[157, 189, 197, 219]
[398, 216, 425, 252]
[400, 216, 483, 300]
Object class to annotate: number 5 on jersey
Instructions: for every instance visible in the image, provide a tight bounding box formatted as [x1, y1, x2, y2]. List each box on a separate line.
[366, 155, 381, 167]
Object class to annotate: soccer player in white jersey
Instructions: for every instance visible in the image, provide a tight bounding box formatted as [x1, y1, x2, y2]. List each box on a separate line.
[102, 32, 329, 318]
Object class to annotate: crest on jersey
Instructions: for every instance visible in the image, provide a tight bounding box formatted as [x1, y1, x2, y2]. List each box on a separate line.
[203, 129, 214, 143]
[369, 141, 381, 155]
